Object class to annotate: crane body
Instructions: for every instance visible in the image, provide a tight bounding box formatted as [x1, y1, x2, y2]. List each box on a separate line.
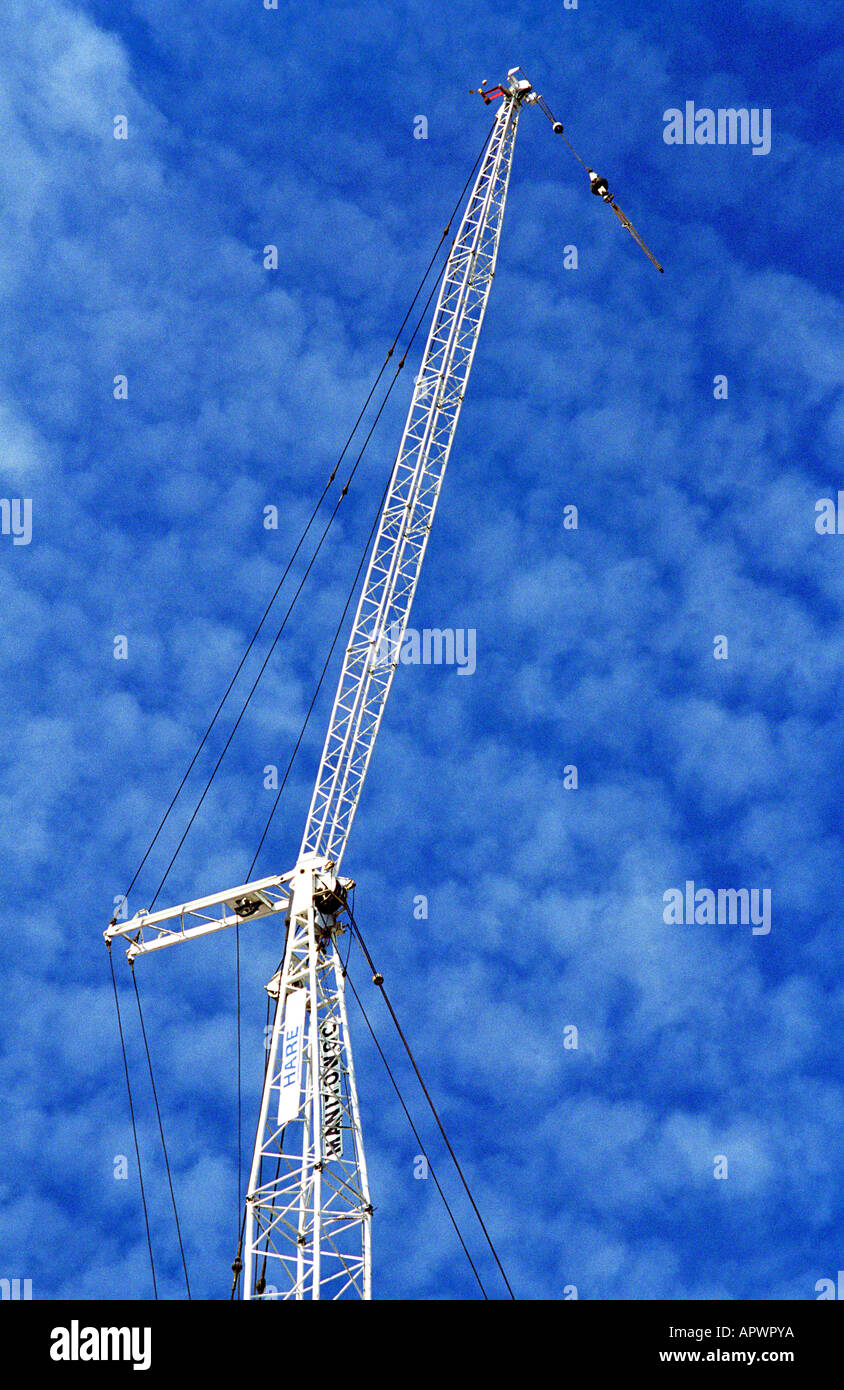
[105, 66, 663, 1300]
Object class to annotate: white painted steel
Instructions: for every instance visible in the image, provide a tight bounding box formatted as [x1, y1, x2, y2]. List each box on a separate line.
[113, 74, 530, 1302]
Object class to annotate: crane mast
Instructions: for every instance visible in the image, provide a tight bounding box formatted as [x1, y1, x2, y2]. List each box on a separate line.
[105, 69, 538, 1300]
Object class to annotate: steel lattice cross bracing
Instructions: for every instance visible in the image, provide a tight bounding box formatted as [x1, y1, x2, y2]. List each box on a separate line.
[299, 83, 524, 872]
[105, 67, 535, 1302]
[243, 859, 371, 1300]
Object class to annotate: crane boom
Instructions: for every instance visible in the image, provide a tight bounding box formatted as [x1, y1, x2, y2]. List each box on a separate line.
[106, 68, 561, 1303]
[300, 84, 525, 870]
[240, 72, 531, 1299]
[103, 61, 666, 1303]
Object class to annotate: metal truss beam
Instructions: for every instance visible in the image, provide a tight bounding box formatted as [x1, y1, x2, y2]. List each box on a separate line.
[300, 83, 526, 871]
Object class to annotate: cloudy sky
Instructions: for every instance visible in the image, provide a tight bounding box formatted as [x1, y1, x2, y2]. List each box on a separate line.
[0, 0, 842, 1300]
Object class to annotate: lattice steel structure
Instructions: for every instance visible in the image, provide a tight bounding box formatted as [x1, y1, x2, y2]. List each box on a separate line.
[106, 68, 536, 1300]
[242, 857, 369, 1299]
[300, 79, 526, 869]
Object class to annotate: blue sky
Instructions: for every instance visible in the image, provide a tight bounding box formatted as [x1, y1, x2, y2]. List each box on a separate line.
[0, 0, 842, 1300]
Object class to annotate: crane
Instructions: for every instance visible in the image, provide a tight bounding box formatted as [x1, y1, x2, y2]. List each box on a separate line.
[105, 67, 662, 1301]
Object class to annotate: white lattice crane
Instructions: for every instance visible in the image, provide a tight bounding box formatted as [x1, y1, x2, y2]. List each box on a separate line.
[105, 67, 662, 1301]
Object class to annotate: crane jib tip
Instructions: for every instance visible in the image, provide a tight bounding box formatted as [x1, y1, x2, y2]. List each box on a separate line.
[532, 88, 666, 274]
